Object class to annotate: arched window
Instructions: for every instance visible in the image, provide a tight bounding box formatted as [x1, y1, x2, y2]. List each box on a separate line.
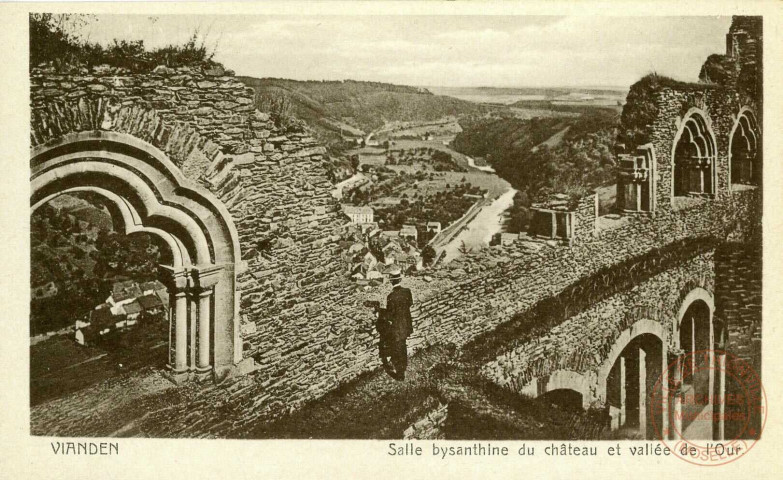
[730, 110, 760, 186]
[31, 131, 242, 383]
[673, 112, 717, 197]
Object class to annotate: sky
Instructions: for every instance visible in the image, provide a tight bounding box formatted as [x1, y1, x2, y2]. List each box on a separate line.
[74, 14, 732, 89]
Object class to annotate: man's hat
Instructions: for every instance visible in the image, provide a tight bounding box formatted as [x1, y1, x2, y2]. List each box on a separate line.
[388, 266, 402, 282]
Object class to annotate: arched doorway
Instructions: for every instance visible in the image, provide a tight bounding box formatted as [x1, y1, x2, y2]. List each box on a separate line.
[604, 333, 663, 439]
[30, 131, 242, 382]
[538, 388, 584, 412]
[677, 298, 714, 437]
[730, 109, 760, 186]
[30, 192, 177, 403]
[672, 110, 717, 198]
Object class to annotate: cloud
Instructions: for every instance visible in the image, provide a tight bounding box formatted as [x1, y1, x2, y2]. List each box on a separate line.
[78, 14, 731, 88]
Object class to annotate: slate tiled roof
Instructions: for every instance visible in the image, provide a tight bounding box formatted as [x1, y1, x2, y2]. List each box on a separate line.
[137, 293, 164, 310]
[123, 300, 143, 315]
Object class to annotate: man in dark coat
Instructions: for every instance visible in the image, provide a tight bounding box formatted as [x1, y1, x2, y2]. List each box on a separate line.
[385, 266, 413, 381]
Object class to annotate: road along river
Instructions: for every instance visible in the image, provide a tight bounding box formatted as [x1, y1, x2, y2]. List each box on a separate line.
[438, 187, 517, 263]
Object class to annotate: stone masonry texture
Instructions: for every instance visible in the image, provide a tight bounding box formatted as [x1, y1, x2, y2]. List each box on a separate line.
[30, 16, 762, 431]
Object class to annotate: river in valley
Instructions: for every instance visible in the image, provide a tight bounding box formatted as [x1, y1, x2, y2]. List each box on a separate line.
[440, 187, 516, 263]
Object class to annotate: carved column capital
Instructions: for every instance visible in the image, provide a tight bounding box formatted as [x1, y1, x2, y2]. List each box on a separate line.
[159, 265, 189, 293]
[189, 264, 222, 291]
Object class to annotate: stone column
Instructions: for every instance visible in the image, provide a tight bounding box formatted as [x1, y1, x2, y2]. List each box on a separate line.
[635, 183, 642, 211]
[716, 352, 726, 440]
[191, 265, 222, 375]
[619, 356, 627, 428]
[671, 354, 683, 440]
[198, 290, 212, 370]
[550, 211, 556, 238]
[189, 289, 198, 370]
[175, 290, 188, 371]
[160, 266, 189, 377]
[691, 316, 697, 373]
[639, 348, 647, 439]
[699, 163, 705, 194]
[660, 341, 669, 439]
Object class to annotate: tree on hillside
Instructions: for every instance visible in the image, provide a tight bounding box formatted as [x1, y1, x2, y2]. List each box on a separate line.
[422, 245, 436, 266]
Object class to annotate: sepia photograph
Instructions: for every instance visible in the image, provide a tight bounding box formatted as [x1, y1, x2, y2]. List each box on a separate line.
[23, 9, 764, 450]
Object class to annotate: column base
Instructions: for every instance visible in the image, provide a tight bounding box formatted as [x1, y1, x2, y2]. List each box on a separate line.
[163, 364, 192, 384]
[195, 366, 213, 382]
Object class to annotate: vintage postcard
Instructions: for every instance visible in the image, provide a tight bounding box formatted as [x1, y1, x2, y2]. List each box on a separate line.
[1, 1, 781, 478]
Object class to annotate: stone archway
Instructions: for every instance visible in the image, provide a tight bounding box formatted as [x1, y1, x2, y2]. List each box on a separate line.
[598, 319, 666, 439]
[31, 131, 242, 382]
[671, 109, 718, 198]
[729, 107, 760, 187]
[518, 370, 594, 410]
[674, 287, 715, 438]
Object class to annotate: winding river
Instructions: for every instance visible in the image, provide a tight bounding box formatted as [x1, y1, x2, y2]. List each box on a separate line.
[440, 187, 517, 262]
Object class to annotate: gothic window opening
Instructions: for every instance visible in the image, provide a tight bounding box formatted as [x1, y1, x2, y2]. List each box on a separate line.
[673, 113, 716, 198]
[730, 111, 760, 186]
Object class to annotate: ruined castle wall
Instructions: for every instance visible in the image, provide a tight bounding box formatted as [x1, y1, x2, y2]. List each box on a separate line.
[573, 194, 597, 243]
[402, 187, 756, 357]
[715, 242, 762, 365]
[30, 63, 762, 422]
[649, 86, 757, 211]
[481, 251, 715, 402]
[29, 66, 357, 381]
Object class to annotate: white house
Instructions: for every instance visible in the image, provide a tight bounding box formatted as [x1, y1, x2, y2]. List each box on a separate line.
[342, 205, 374, 224]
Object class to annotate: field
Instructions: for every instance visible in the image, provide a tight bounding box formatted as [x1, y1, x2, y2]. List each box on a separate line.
[395, 171, 510, 200]
[375, 118, 462, 140]
[347, 136, 512, 203]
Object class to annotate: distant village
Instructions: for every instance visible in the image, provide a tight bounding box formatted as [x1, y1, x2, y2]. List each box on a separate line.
[340, 204, 441, 288]
[74, 279, 168, 346]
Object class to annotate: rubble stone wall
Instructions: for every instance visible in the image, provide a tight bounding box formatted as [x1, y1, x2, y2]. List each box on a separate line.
[30, 63, 761, 420]
[715, 242, 762, 366]
[647, 86, 757, 210]
[481, 251, 715, 404]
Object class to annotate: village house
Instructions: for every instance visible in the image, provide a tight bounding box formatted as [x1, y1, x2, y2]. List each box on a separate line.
[76, 279, 169, 346]
[381, 230, 401, 241]
[395, 250, 423, 272]
[400, 224, 418, 242]
[381, 240, 404, 265]
[342, 205, 374, 224]
[32, 280, 58, 300]
[121, 300, 143, 323]
[463, 193, 486, 200]
[139, 280, 166, 296]
[426, 222, 442, 235]
[75, 306, 115, 346]
[137, 293, 165, 316]
[357, 221, 378, 234]
[106, 279, 143, 307]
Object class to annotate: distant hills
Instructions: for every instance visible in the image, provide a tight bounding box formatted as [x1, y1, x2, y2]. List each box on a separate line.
[451, 108, 621, 232]
[237, 77, 490, 144]
[428, 86, 627, 107]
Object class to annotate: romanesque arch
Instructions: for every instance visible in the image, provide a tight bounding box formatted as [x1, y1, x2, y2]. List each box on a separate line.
[30, 131, 242, 382]
[671, 109, 718, 198]
[523, 370, 593, 410]
[729, 107, 760, 186]
[674, 287, 714, 435]
[597, 319, 665, 438]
